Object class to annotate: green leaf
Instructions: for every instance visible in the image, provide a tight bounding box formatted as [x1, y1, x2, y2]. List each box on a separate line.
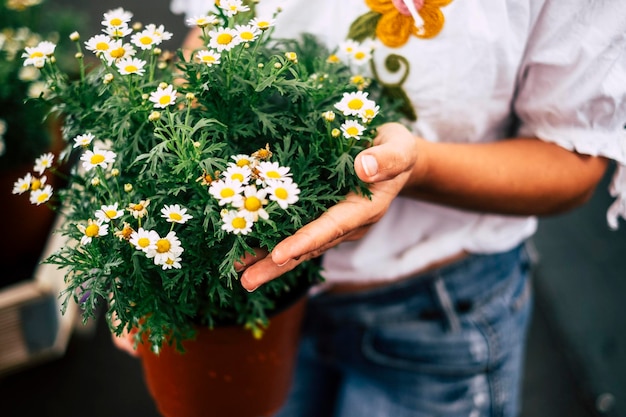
[347, 11, 382, 41]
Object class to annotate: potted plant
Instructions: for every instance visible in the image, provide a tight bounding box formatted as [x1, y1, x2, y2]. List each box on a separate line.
[13, 2, 393, 416]
[0, 0, 82, 287]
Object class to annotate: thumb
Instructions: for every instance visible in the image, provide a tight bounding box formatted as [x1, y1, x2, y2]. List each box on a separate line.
[354, 122, 418, 183]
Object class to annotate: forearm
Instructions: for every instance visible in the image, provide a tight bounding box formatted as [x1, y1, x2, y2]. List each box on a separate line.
[405, 137, 609, 216]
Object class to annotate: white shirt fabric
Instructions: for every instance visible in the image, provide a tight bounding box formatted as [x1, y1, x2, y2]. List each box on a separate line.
[172, 0, 626, 283]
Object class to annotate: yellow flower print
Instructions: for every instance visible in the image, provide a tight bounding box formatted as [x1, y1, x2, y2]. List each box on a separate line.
[364, 0, 453, 47]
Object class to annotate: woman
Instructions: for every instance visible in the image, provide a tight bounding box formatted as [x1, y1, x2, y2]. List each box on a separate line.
[166, 1, 626, 415]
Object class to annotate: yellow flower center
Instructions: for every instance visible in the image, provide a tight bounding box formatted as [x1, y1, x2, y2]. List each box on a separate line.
[110, 18, 123, 26]
[138, 237, 150, 248]
[220, 188, 235, 198]
[169, 213, 183, 221]
[275, 188, 288, 200]
[140, 36, 153, 45]
[85, 224, 100, 237]
[231, 173, 244, 182]
[124, 65, 138, 73]
[217, 33, 233, 45]
[31, 178, 42, 191]
[96, 42, 110, 51]
[132, 203, 144, 211]
[165, 258, 175, 265]
[105, 209, 118, 218]
[90, 154, 105, 164]
[240, 32, 254, 41]
[232, 217, 247, 229]
[354, 51, 366, 60]
[236, 159, 250, 167]
[348, 98, 364, 110]
[257, 21, 270, 29]
[159, 95, 172, 105]
[156, 238, 171, 253]
[346, 126, 360, 136]
[364, 109, 376, 118]
[37, 192, 50, 203]
[244, 196, 262, 212]
[202, 55, 216, 63]
[110, 47, 125, 58]
[266, 171, 281, 179]
[30, 51, 44, 58]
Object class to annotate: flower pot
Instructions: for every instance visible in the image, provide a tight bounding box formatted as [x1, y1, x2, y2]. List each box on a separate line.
[137, 294, 307, 417]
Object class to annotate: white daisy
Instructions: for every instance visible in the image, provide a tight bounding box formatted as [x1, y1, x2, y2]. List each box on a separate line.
[185, 15, 219, 28]
[208, 27, 241, 52]
[12, 173, 32, 195]
[266, 179, 300, 210]
[161, 255, 182, 270]
[232, 185, 269, 221]
[149, 84, 177, 109]
[101, 8, 133, 28]
[21, 41, 55, 67]
[115, 57, 146, 76]
[33, 152, 54, 174]
[341, 119, 366, 140]
[340, 39, 360, 56]
[80, 147, 116, 171]
[130, 30, 159, 50]
[102, 25, 133, 39]
[350, 44, 373, 64]
[102, 40, 135, 63]
[220, 210, 254, 235]
[218, 0, 250, 17]
[77, 219, 109, 245]
[144, 24, 173, 44]
[127, 199, 150, 219]
[84, 34, 114, 56]
[249, 17, 276, 31]
[230, 154, 254, 168]
[209, 179, 244, 206]
[95, 202, 124, 223]
[334, 91, 373, 117]
[146, 231, 184, 266]
[256, 161, 292, 182]
[29, 184, 53, 205]
[359, 100, 380, 122]
[129, 227, 159, 252]
[235, 24, 260, 43]
[29, 175, 47, 191]
[73, 133, 95, 148]
[196, 50, 221, 66]
[161, 204, 193, 224]
[222, 164, 251, 184]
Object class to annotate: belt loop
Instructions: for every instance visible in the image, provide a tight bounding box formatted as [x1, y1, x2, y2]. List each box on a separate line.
[432, 274, 461, 332]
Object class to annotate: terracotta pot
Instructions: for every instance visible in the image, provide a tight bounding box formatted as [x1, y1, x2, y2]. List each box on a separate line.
[137, 295, 307, 417]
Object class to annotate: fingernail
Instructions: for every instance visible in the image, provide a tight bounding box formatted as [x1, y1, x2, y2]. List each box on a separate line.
[246, 285, 258, 293]
[361, 154, 378, 177]
[276, 259, 292, 267]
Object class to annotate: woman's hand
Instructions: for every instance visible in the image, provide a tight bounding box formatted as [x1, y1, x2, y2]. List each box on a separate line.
[239, 122, 419, 291]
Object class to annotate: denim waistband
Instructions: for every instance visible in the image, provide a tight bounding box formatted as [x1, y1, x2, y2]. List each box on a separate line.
[307, 243, 528, 326]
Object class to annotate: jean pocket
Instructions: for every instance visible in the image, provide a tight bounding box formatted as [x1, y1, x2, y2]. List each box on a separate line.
[362, 318, 489, 376]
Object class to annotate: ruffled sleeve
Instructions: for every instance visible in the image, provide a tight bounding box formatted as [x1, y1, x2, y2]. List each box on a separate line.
[513, 1, 626, 228]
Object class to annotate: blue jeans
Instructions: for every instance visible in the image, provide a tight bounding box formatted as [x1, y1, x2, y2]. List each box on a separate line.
[274, 244, 533, 417]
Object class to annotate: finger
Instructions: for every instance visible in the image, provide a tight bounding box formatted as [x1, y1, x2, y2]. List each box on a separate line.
[271, 193, 376, 266]
[234, 247, 269, 272]
[111, 332, 140, 357]
[240, 254, 302, 291]
[355, 122, 418, 183]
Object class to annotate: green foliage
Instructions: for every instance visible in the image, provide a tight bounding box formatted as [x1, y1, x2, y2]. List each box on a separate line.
[0, 0, 85, 170]
[16, 4, 397, 349]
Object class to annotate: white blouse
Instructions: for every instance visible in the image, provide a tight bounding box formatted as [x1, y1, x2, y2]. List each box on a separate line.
[172, 0, 626, 282]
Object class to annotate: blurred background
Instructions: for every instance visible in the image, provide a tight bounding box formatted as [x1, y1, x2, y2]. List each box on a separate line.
[1, 1, 625, 416]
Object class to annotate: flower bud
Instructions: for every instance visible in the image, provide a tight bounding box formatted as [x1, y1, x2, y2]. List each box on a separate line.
[158, 82, 168, 89]
[153, 47, 162, 56]
[111, 168, 120, 177]
[74, 52, 83, 59]
[274, 62, 282, 69]
[322, 111, 336, 122]
[331, 128, 341, 138]
[91, 177, 100, 186]
[148, 111, 161, 122]
[69, 32, 80, 42]
[103, 73, 114, 84]
[185, 92, 195, 100]
[124, 183, 133, 192]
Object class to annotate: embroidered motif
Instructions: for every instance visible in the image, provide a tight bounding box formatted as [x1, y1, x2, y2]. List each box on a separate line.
[347, 0, 452, 121]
